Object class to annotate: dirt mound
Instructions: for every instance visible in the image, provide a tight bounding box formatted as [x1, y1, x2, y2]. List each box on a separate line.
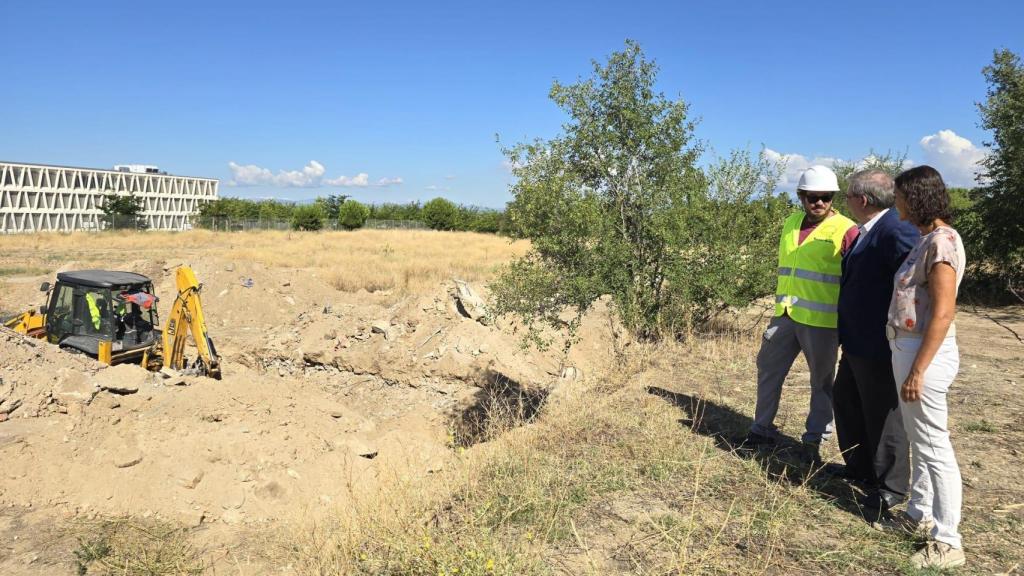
[0, 257, 620, 534]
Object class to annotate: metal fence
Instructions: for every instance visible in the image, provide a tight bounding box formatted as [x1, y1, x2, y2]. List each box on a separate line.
[363, 219, 429, 230]
[95, 216, 431, 232]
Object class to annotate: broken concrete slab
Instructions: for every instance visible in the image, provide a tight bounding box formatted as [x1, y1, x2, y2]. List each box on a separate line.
[452, 279, 490, 324]
[94, 364, 145, 395]
[53, 368, 98, 406]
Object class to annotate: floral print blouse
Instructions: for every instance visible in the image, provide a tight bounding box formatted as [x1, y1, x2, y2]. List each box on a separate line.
[887, 226, 966, 334]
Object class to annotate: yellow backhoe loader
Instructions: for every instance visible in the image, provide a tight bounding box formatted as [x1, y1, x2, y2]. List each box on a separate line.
[3, 266, 221, 379]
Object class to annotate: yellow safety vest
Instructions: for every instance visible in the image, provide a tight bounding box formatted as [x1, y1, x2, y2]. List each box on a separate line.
[85, 292, 102, 331]
[774, 211, 855, 328]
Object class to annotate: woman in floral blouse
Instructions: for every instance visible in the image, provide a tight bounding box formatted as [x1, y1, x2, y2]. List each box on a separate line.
[888, 165, 967, 569]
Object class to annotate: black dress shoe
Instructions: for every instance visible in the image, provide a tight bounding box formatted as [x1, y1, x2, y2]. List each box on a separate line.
[860, 490, 904, 512]
[820, 463, 855, 479]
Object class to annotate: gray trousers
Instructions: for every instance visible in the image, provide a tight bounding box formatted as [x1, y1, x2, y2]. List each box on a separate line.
[751, 314, 838, 443]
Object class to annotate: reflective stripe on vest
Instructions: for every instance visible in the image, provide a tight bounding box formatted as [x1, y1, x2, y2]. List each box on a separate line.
[776, 267, 841, 285]
[775, 294, 838, 314]
[774, 211, 855, 328]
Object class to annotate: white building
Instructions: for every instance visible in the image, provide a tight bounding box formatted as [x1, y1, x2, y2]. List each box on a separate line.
[0, 161, 218, 233]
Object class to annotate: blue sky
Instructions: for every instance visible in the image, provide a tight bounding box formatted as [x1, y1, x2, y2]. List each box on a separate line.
[2, 0, 1021, 207]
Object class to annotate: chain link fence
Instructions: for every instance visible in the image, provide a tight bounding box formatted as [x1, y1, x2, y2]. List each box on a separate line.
[97, 216, 430, 232]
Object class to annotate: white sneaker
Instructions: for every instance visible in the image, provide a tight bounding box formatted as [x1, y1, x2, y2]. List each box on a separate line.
[910, 541, 966, 569]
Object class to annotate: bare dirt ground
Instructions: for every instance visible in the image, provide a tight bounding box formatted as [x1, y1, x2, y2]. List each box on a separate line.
[0, 231, 619, 574]
[0, 230, 1021, 575]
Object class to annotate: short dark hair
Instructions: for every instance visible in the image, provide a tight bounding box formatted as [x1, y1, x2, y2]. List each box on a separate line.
[894, 165, 953, 226]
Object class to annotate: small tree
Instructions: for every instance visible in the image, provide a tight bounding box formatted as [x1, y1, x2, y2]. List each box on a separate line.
[422, 197, 459, 230]
[338, 199, 370, 230]
[974, 48, 1024, 297]
[101, 192, 147, 230]
[314, 194, 350, 220]
[291, 204, 325, 231]
[491, 41, 792, 345]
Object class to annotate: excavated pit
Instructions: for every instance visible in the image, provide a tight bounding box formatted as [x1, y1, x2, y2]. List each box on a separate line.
[0, 254, 619, 571]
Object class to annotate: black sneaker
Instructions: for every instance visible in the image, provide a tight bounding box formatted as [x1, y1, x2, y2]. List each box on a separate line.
[739, 431, 777, 449]
[800, 440, 822, 465]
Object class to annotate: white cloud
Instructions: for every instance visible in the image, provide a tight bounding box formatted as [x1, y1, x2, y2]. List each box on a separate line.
[919, 129, 987, 187]
[227, 160, 325, 187]
[375, 176, 404, 187]
[227, 160, 402, 188]
[324, 173, 369, 187]
[762, 148, 916, 191]
[425, 184, 450, 191]
[444, 175, 456, 181]
[762, 149, 841, 191]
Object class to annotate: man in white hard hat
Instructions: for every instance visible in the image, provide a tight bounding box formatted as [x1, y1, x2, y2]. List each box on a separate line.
[744, 165, 858, 461]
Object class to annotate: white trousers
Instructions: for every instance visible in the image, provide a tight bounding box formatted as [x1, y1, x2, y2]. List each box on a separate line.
[890, 336, 963, 549]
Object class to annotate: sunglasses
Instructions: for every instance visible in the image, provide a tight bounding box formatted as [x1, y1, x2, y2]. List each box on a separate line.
[801, 193, 834, 204]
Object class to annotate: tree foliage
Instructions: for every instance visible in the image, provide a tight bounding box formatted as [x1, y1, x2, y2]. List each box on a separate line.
[290, 204, 326, 231]
[338, 199, 370, 230]
[829, 150, 910, 218]
[101, 192, 148, 230]
[490, 41, 788, 344]
[973, 48, 1024, 294]
[314, 194, 351, 220]
[198, 197, 295, 220]
[197, 197, 508, 234]
[422, 197, 459, 230]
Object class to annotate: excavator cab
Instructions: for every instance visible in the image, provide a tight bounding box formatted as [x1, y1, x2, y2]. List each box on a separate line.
[44, 270, 161, 365]
[6, 266, 220, 379]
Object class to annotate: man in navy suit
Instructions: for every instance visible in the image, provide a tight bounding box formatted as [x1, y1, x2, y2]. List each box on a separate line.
[833, 169, 919, 516]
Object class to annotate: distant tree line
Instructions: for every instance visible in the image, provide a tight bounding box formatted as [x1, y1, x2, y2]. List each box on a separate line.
[196, 195, 509, 233]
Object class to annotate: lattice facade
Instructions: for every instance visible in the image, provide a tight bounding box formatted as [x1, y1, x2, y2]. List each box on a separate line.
[0, 161, 218, 233]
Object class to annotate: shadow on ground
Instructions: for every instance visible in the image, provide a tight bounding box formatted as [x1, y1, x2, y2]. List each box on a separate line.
[453, 368, 549, 447]
[647, 385, 881, 522]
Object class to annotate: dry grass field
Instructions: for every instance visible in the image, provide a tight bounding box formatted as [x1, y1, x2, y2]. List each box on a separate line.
[0, 230, 530, 304]
[0, 230, 1021, 576]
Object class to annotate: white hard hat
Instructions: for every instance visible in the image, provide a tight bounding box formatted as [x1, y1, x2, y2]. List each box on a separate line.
[797, 165, 840, 192]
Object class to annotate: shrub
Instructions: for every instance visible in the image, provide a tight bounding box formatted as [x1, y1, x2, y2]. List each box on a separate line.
[971, 49, 1024, 298]
[291, 204, 326, 231]
[338, 199, 370, 230]
[422, 197, 459, 230]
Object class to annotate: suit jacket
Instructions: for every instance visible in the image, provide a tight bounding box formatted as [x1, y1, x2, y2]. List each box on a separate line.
[838, 209, 920, 357]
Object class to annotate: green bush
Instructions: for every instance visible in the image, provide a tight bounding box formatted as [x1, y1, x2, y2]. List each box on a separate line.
[291, 204, 326, 231]
[970, 49, 1024, 298]
[422, 197, 459, 230]
[338, 199, 370, 230]
[490, 41, 788, 344]
[368, 201, 422, 221]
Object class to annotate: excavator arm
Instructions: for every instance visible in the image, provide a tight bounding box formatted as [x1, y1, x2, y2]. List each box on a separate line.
[162, 266, 221, 379]
[3, 309, 46, 337]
